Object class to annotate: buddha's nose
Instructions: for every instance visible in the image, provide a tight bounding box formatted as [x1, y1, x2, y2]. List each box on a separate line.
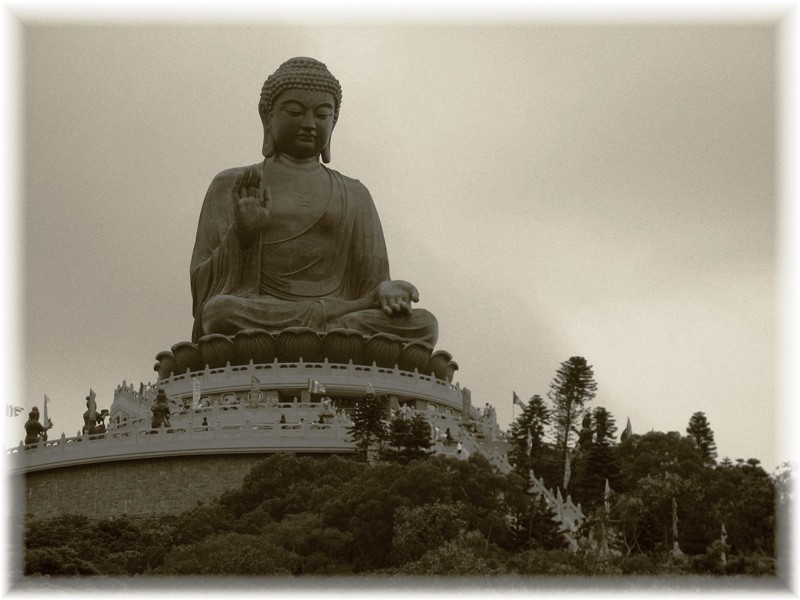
[301, 112, 316, 129]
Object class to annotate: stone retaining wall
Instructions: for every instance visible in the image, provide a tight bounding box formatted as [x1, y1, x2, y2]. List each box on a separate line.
[20, 454, 274, 521]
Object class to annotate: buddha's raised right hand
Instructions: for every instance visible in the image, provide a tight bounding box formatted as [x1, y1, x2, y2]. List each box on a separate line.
[232, 166, 272, 244]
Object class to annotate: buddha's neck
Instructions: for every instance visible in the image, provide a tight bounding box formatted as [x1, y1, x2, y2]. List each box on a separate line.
[269, 153, 321, 171]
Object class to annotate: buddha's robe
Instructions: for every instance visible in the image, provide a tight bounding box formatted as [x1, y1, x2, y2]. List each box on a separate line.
[190, 162, 438, 346]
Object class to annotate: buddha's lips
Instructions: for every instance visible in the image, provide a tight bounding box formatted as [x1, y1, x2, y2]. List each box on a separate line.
[297, 134, 316, 142]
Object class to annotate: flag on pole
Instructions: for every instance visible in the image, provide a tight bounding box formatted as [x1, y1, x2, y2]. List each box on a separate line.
[513, 391, 525, 410]
[308, 379, 325, 394]
[192, 377, 201, 408]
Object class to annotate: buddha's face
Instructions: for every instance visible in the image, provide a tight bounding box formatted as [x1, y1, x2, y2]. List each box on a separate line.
[268, 89, 335, 159]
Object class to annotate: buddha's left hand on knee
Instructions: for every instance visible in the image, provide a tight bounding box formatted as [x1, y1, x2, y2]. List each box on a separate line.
[374, 280, 420, 316]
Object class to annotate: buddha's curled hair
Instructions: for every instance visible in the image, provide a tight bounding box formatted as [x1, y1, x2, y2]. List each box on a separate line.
[260, 57, 342, 123]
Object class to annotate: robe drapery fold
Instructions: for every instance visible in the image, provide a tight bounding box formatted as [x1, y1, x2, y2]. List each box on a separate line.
[190, 162, 437, 346]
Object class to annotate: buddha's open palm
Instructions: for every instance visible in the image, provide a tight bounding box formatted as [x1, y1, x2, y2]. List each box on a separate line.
[375, 280, 419, 316]
[232, 166, 272, 240]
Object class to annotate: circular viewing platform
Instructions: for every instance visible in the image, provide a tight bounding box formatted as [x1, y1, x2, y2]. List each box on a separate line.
[10, 360, 471, 475]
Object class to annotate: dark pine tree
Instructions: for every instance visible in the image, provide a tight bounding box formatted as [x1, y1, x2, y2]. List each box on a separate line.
[571, 406, 621, 509]
[346, 393, 386, 460]
[592, 406, 617, 444]
[686, 411, 718, 466]
[508, 395, 551, 484]
[547, 356, 598, 490]
[510, 494, 566, 551]
[384, 413, 432, 464]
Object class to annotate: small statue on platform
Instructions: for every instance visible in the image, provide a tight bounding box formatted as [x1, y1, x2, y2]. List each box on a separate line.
[82, 393, 109, 435]
[151, 390, 172, 429]
[190, 57, 438, 346]
[24, 407, 52, 445]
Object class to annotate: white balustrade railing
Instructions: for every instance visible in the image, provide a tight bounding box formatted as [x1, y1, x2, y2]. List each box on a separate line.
[10, 418, 356, 473]
[160, 360, 462, 409]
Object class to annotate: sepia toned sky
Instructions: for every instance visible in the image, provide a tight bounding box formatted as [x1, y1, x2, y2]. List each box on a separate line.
[3, 9, 792, 474]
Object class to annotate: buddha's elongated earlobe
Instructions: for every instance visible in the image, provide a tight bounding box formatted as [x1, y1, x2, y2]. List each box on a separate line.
[321, 140, 331, 164]
[260, 108, 275, 158]
[263, 128, 276, 158]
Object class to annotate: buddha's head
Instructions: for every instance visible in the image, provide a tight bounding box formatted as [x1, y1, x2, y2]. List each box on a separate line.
[259, 57, 342, 163]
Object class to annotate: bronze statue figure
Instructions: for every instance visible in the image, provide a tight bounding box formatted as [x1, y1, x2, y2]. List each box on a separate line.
[82, 395, 108, 435]
[151, 390, 172, 429]
[190, 57, 438, 346]
[24, 407, 52, 445]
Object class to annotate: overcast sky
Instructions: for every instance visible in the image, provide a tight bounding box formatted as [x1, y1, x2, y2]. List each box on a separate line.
[4, 16, 790, 471]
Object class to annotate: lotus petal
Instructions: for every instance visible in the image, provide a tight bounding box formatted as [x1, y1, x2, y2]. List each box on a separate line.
[234, 328, 277, 365]
[171, 341, 204, 373]
[398, 341, 433, 373]
[198, 334, 235, 369]
[429, 350, 454, 380]
[321, 328, 364, 364]
[363, 333, 403, 368]
[154, 350, 177, 380]
[276, 327, 321, 363]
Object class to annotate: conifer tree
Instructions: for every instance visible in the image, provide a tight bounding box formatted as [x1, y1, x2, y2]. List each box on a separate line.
[592, 406, 617, 445]
[510, 494, 566, 551]
[547, 356, 598, 489]
[686, 411, 718, 466]
[508, 395, 550, 483]
[384, 413, 432, 464]
[571, 406, 621, 508]
[347, 393, 386, 460]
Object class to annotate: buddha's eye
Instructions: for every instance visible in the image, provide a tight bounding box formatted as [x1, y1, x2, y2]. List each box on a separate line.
[315, 112, 332, 120]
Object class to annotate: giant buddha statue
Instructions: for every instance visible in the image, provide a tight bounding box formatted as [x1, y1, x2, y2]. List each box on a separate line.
[190, 57, 438, 347]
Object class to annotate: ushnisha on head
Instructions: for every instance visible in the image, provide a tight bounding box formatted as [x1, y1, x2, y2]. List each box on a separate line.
[259, 57, 342, 163]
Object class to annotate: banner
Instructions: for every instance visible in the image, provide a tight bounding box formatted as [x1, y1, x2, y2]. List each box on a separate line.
[5, 405, 24, 417]
[192, 377, 201, 407]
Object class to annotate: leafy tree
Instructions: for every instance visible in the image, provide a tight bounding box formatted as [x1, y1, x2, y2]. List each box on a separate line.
[261, 512, 354, 574]
[160, 532, 300, 575]
[383, 413, 432, 464]
[547, 356, 598, 489]
[395, 530, 503, 575]
[25, 546, 101, 576]
[505, 548, 587, 575]
[392, 502, 467, 563]
[508, 394, 550, 484]
[218, 454, 364, 519]
[706, 461, 776, 556]
[611, 471, 707, 556]
[347, 393, 387, 460]
[614, 431, 706, 492]
[686, 412, 718, 466]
